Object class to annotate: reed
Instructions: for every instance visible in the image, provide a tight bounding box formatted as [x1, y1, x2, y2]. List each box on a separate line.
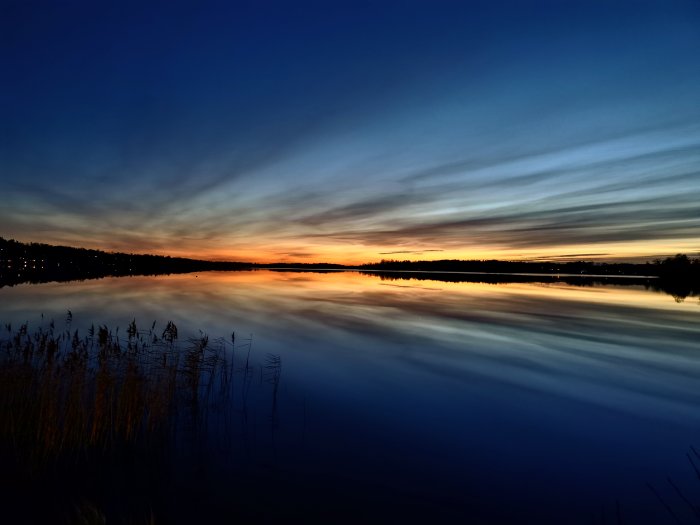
[0, 315, 260, 523]
[0, 318, 234, 462]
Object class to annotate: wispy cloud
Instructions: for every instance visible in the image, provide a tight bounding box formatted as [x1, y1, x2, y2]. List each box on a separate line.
[277, 252, 316, 259]
[378, 250, 445, 255]
[2, 1, 699, 262]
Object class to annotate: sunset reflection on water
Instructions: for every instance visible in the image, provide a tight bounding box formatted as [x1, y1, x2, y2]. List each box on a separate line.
[1, 270, 699, 523]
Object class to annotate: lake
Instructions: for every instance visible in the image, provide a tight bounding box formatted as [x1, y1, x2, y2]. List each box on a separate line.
[1, 270, 699, 523]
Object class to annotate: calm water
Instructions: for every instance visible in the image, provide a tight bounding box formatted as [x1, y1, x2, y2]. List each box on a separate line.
[2, 270, 700, 523]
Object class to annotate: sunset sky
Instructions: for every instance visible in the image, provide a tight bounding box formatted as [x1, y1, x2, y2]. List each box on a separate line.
[2, 1, 699, 264]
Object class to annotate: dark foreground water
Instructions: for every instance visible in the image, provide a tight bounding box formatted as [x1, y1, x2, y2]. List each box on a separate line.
[1, 270, 699, 523]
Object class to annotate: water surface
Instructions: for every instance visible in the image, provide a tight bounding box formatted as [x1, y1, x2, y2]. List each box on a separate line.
[1, 270, 699, 523]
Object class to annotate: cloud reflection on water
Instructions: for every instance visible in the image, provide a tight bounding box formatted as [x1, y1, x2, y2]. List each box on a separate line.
[1, 270, 698, 423]
[2, 270, 700, 522]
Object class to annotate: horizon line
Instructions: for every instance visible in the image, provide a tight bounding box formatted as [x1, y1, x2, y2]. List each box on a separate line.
[2, 236, 696, 267]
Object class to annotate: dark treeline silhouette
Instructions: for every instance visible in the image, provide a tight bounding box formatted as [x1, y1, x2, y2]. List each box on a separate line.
[360, 256, 700, 280]
[0, 237, 251, 287]
[360, 255, 700, 301]
[2, 237, 698, 297]
[362, 258, 649, 276]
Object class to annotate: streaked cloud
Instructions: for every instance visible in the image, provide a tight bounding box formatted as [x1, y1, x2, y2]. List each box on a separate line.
[1, 1, 699, 262]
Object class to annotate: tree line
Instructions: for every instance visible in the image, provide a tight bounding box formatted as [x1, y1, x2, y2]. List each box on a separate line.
[0, 237, 251, 287]
[1, 236, 698, 288]
[359, 254, 700, 280]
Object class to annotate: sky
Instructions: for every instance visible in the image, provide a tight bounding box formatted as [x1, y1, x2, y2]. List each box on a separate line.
[1, 0, 699, 264]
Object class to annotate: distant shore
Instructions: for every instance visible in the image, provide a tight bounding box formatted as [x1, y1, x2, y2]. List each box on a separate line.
[1, 237, 697, 294]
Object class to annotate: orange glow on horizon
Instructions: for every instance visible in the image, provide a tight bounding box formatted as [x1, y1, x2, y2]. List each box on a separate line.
[16, 233, 698, 265]
[151, 237, 700, 265]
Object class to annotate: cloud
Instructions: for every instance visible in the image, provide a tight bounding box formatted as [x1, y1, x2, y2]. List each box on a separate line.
[277, 252, 316, 258]
[276, 125, 700, 255]
[3, 81, 700, 263]
[378, 249, 445, 255]
[523, 253, 610, 261]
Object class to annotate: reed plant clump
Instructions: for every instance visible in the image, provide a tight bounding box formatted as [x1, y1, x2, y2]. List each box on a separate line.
[0, 316, 236, 470]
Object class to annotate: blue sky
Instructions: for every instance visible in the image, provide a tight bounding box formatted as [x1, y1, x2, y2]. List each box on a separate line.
[2, 0, 699, 262]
